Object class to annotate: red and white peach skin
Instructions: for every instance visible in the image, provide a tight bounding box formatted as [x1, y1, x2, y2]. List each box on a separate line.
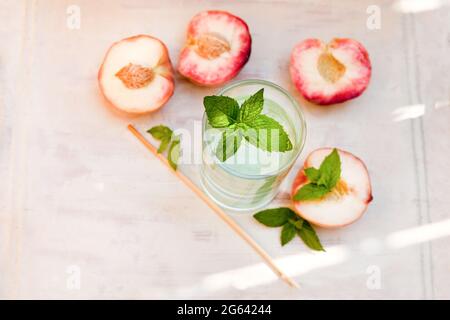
[290, 38, 371, 105]
[98, 35, 175, 115]
[178, 10, 252, 86]
[291, 148, 373, 228]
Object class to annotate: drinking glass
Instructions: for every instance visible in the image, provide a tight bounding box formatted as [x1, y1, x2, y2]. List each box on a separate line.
[200, 79, 306, 211]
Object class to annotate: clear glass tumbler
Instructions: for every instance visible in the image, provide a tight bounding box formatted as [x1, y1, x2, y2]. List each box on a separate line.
[200, 79, 306, 211]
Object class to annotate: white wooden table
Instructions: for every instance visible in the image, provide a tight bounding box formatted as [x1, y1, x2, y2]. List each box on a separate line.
[1, 0, 449, 299]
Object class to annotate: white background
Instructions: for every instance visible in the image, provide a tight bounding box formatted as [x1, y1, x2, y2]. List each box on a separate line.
[0, 0, 449, 299]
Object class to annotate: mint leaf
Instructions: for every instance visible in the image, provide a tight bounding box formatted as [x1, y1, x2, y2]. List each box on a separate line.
[239, 88, 264, 122]
[254, 207, 325, 250]
[316, 148, 341, 189]
[147, 124, 181, 170]
[204, 95, 240, 128]
[147, 125, 173, 153]
[304, 167, 321, 183]
[281, 223, 296, 246]
[293, 183, 329, 201]
[293, 149, 342, 201]
[157, 138, 171, 153]
[297, 220, 325, 251]
[203, 89, 294, 161]
[289, 218, 304, 230]
[168, 136, 181, 170]
[215, 129, 242, 162]
[253, 207, 296, 227]
[148, 125, 173, 140]
[244, 115, 293, 152]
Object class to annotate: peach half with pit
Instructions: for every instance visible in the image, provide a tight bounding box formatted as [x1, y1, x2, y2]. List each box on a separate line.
[98, 35, 174, 115]
[178, 10, 252, 86]
[291, 148, 373, 228]
[290, 38, 371, 105]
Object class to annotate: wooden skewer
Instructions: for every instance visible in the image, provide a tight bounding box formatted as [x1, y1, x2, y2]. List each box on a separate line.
[127, 124, 299, 289]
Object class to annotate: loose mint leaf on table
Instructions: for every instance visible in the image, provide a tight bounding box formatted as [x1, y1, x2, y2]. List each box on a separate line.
[253, 207, 296, 227]
[293, 148, 342, 201]
[167, 136, 181, 170]
[243, 114, 293, 152]
[147, 124, 181, 170]
[239, 88, 264, 122]
[203, 89, 293, 162]
[148, 125, 173, 140]
[157, 137, 172, 154]
[297, 220, 325, 251]
[289, 218, 304, 230]
[281, 222, 296, 246]
[253, 207, 324, 250]
[204, 95, 240, 128]
[215, 129, 243, 162]
[148, 125, 173, 153]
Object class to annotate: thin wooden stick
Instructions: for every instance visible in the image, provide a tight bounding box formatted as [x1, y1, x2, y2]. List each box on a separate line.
[127, 124, 299, 289]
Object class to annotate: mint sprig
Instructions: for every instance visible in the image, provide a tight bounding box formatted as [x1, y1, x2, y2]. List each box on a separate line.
[293, 148, 341, 201]
[204, 89, 293, 161]
[253, 207, 296, 227]
[147, 125, 181, 170]
[244, 114, 293, 152]
[215, 128, 243, 162]
[239, 88, 264, 122]
[281, 222, 297, 246]
[148, 125, 173, 153]
[167, 135, 181, 170]
[253, 207, 324, 250]
[204, 96, 239, 128]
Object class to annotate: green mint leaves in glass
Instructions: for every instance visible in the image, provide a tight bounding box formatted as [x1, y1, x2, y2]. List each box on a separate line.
[204, 88, 293, 162]
[201, 80, 306, 211]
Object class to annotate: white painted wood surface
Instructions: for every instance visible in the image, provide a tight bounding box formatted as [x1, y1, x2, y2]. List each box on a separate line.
[1, 0, 449, 299]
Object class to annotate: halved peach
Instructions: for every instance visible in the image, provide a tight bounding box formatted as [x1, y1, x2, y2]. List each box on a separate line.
[98, 35, 174, 115]
[290, 38, 371, 105]
[178, 10, 251, 86]
[291, 148, 373, 228]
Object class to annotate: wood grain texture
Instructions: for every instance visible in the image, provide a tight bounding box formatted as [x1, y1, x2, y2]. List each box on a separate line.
[0, 0, 449, 299]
